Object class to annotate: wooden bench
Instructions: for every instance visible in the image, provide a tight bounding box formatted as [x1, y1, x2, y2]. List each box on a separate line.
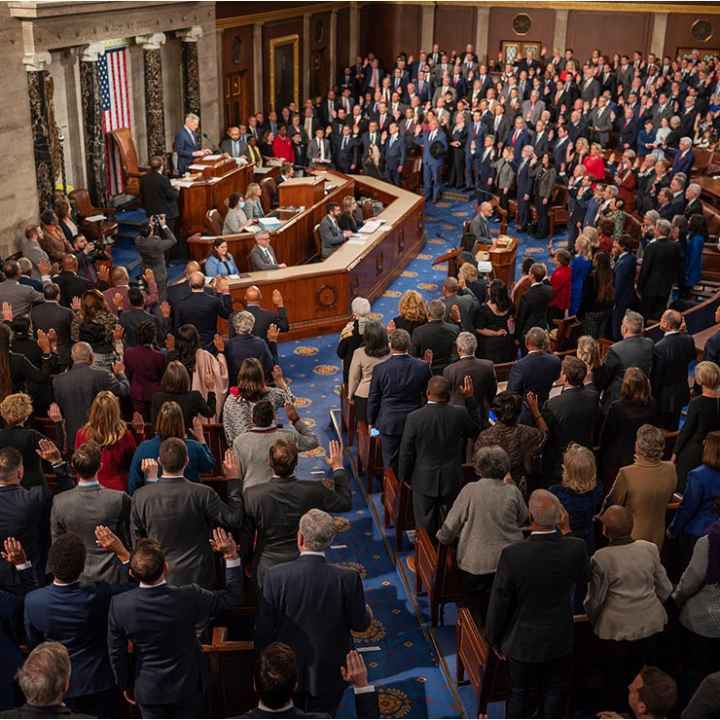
[382, 467, 415, 552]
[356, 421, 383, 493]
[340, 383, 356, 447]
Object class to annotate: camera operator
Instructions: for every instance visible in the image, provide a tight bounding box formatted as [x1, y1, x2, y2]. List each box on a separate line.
[134, 215, 177, 301]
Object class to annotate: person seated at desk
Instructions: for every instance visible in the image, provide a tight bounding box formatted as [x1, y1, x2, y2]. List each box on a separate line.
[206, 239, 240, 278]
[277, 162, 294, 186]
[244, 183, 265, 221]
[249, 232, 286, 271]
[220, 125, 247, 159]
[339, 195, 363, 233]
[320, 203, 352, 259]
[223, 192, 249, 235]
[174, 112, 210, 175]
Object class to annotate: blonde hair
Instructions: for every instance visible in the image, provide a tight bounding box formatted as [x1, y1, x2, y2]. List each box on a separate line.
[575, 235, 592, 259]
[561, 443, 597, 493]
[576, 137, 589, 153]
[0, 393, 33, 426]
[342, 195, 355, 212]
[81, 391, 127, 447]
[576, 335, 600, 369]
[398, 290, 428, 323]
[459, 262, 478, 283]
[696, 361, 720, 390]
[582, 226, 598, 247]
[246, 182, 261, 200]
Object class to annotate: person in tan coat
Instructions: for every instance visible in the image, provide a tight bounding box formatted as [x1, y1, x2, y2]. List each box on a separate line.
[604, 424, 677, 548]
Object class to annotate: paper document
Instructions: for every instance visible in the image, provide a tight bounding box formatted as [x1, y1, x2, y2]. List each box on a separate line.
[84, 214, 106, 222]
[188, 164, 206, 171]
[204, 154, 223, 161]
[358, 220, 383, 234]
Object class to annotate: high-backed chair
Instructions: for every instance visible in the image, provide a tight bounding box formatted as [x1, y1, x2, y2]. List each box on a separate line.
[259, 177, 277, 214]
[313, 222, 322, 258]
[205, 209, 223, 236]
[68, 189, 118, 243]
[111, 127, 147, 196]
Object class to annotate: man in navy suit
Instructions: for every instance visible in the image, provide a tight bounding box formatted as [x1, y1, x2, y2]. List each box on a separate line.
[552, 125, 570, 170]
[413, 118, 448, 204]
[506, 117, 531, 163]
[508, 327, 561, 426]
[24, 530, 132, 717]
[173, 271, 233, 346]
[108, 528, 244, 718]
[174, 113, 209, 175]
[368, 329, 432, 471]
[382, 122, 406, 186]
[225, 310, 274, 381]
[515, 145, 535, 231]
[611, 235, 638, 340]
[256, 509, 372, 716]
[474, 135, 496, 198]
[671, 137, 694, 177]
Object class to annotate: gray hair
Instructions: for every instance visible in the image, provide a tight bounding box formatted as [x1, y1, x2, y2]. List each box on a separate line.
[70, 342, 93, 364]
[635, 424, 665, 461]
[525, 326, 548, 350]
[687, 182, 701, 197]
[528, 489, 562, 529]
[655, 218, 672, 237]
[232, 310, 256, 335]
[606, 185, 618, 197]
[673, 172, 687, 187]
[474, 445, 511, 480]
[299, 508, 337, 551]
[351, 296, 371, 318]
[644, 210, 660, 224]
[456, 331, 477, 357]
[680, 136, 692, 147]
[185, 113, 200, 124]
[623, 310, 644, 334]
[17, 642, 70, 706]
[17, 257, 32, 274]
[428, 298, 446, 321]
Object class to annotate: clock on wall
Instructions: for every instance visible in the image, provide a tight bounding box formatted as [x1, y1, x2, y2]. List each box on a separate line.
[691, 19, 713, 43]
[512, 13, 532, 37]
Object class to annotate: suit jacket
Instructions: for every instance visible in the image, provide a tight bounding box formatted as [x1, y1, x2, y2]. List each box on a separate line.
[140, 171, 179, 219]
[319, 215, 346, 258]
[307, 138, 332, 163]
[399, 402, 479, 497]
[0, 705, 90, 718]
[367, 355, 432, 436]
[415, 129, 448, 168]
[256, 555, 371, 701]
[220, 136, 248, 159]
[174, 290, 233, 345]
[638, 238, 683, 300]
[594, 335, 655, 405]
[507, 351, 562, 425]
[30, 301, 73, 363]
[0, 280, 42, 318]
[382, 134, 406, 170]
[242, 471, 352, 582]
[410, 320, 459, 374]
[131, 477, 242, 588]
[244, 303, 290, 343]
[52, 364, 129, 451]
[443, 356, 497, 422]
[52, 271, 93, 309]
[239, 690, 379, 719]
[613, 252, 637, 311]
[226, 333, 274, 384]
[51, 485, 131, 585]
[249, 243, 280, 271]
[334, 135, 360, 173]
[652, 332, 696, 418]
[671, 149, 694, 177]
[516, 282, 552, 338]
[487, 531, 589, 661]
[175, 127, 200, 175]
[108, 564, 244, 704]
[24, 570, 132, 698]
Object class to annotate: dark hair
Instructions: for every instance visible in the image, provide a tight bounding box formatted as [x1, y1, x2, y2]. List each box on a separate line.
[47, 533, 86, 584]
[521, 256, 534, 275]
[269, 439, 298, 478]
[130, 538, 165, 584]
[159, 437, 188, 473]
[236, 358, 266, 401]
[71, 441, 102, 479]
[252, 399, 275, 428]
[363, 321, 389, 358]
[254, 643, 298, 710]
[620, 367, 651, 405]
[211, 238, 228, 259]
[491, 391, 523, 425]
[327, 202, 340, 213]
[637, 667, 678, 718]
[593, 251, 614, 304]
[43, 283, 60, 301]
[689, 213, 708, 238]
[228, 193, 241, 209]
[488, 279, 511, 312]
[0, 446, 22, 482]
[599, 217, 614, 236]
[174, 325, 201, 374]
[137, 320, 157, 347]
[562, 356, 587, 387]
[161, 361, 191, 394]
[128, 287, 144, 308]
[40, 209, 56, 225]
[3, 260, 20, 280]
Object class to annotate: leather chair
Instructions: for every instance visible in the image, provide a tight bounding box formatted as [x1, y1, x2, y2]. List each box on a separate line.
[111, 127, 147, 195]
[313, 222, 322, 258]
[205, 209, 223, 236]
[69, 189, 118, 243]
[259, 177, 277, 214]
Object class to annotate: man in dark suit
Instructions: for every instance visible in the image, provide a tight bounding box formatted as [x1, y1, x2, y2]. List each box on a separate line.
[368, 329, 432, 471]
[487, 490, 589, 719]
[30, 283, 74, 366]
[256, 509, 372, 716]
[506, 117, 531, 164]
[52, 254, 93, 309]
[334, 125, 360, 173]
[166, 260, 201, 311]
[241, 285, 289, 358]
[594, 310, 655, 407]
[240, 644, 379, 719]
[410, 299, 459, 375]
[242, 440, 351, 586]
[173, 271, 233, 345]
[514, 145, 535, 231]
[225, 310, 275, 382]
[319, 203, 350, 259]
[52, 343, 129, 451]
[108, 528, 244, 718]
[174, 113, 209, 175]
[24, 530, 132, 717]
[515, 263, 552, 342]
[652, 310, 696, 430]
[637, 219, 683, 321]
[139, 156, 179, 234]
[611, 235, 638, 340]
[508, 327, 562, 426]
[118, 287, 170, 349]
[399, 376, 479, 534]
[684, 182, 703, 219]
[382, 122, 406, 186]
[541, 357, 599, 480]
[443, 332, 497, 425]
[219, 125, 248, 159]
[413, 118, 448, 204]
[130, 439, 242, 589]
[249, 234, 286, 272]
[671, 137, 694, 177]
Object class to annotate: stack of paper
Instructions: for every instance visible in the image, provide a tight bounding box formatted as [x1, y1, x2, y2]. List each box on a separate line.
[205, 154, 223, 161]
[85, 214, 106, 223]
[358, 220, 383, 234]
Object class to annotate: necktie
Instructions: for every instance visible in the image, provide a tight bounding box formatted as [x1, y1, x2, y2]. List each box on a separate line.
[390, 136, 395, 146]
[320, 141, 325, 161]
[233, 140, 239, 156]
[342, 137, 347, 150]
[371, 133, 375, 144]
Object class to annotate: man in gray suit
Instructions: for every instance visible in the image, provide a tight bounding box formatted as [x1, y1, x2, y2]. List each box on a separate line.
[469, 201, 494, 248]
[220, 126, 248, 159]
[589, 95, 615, 146]
[131, 438, 242, 589]
[51, 342, 129, 449]
[0, 259, 43, 317]
[521, 90, 546, 126]
[307, 128, 332, 165]
[51, 441, 131, 584]
[20, 226, 51, 279]
[319, 203, 351, 258]
[249, 232, 287, 271]
[134, 216, 177, 301]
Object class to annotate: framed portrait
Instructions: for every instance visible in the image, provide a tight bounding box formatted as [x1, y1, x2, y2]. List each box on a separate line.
[501, 41, 520, 66]
[521, 42, 542, 60]
[269, 34, 300, 111]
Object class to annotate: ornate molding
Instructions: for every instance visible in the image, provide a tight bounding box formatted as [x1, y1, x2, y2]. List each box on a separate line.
[177, 25, 204, 43]
[81, 42, 106, 62]
[23, 50, 52, 72]
[135, 32, 167, 51]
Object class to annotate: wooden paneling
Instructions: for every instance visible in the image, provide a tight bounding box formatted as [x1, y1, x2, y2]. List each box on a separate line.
[566, 10, 652, 61]
[336, 6, 350, 70]
[394, 4, 422, 59]
[487, 7, 555, 64]
[309, 11, 332, 98]
[221, 26, 254, 129]
[433, 5, 477, 55]
[263, 17, 304, 112]
[664, 12, 720, 57]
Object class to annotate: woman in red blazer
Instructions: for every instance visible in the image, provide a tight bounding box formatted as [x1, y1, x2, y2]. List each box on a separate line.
[271, 125, 295, 163]
[549, 248, 572, 323]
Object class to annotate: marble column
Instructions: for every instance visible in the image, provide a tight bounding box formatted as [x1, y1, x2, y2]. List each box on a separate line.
[178, 26, 202, 120]
[329, 10, 338, 91]
[252, 23, 263, 112]
[553, 10, 569, 55]
[136, 33, 167, 158]
[25, 51, 55, 211]
[79, 43, 107, 207]
[421, 4, 435, 51]
[650, 13, 668, 58]
[303, 13, 311, 100]
[475, 7, 490, 66]
[348, 2, 359, 67]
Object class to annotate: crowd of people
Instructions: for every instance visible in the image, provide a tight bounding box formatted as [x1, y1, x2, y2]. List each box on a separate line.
[0, 37, 719, 720]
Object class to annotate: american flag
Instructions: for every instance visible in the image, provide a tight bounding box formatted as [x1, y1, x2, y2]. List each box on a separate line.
[98, 46, 131, 196]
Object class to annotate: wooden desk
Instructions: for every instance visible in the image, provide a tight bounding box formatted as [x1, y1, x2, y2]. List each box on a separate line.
[695, 176, 720, 205]
[225, 172, 425, 340]
[432, 236, 518, 287]
[694, 322, 719, 360]
[176, 162, 255, 237]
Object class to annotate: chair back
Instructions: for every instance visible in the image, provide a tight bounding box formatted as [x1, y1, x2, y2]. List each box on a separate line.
[313, 223, 322, 257]
[260, 177, 277, 214]
[68, 189, 97, 218]
[206, 209, 223, 236]
[111, 128, 144, 195]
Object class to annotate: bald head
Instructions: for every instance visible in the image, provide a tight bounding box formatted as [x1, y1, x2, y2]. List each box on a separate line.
[62, 254, 78, 272]
[71, 342, 93, 364]
[245, 285, 261, 303]
[189, 271, 205, 290]
[426, 376, 451, 403]
[185, 260, 200, 276]
[600, 505, 634, 540]
[528, 489, 562, 530]
[661, 309, 682, 332]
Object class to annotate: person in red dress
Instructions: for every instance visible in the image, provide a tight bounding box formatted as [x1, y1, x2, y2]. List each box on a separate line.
[271, 125, 295, 164]
[583, 142, 606, 182]
[549, 249, 572, 323]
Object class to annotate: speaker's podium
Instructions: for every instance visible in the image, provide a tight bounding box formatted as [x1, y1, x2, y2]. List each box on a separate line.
[278, 176, 326, 208]
[433, 235, 518, 287]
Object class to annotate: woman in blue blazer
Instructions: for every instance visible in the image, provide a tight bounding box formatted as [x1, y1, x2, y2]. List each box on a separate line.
[205, 238, 240, 277]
